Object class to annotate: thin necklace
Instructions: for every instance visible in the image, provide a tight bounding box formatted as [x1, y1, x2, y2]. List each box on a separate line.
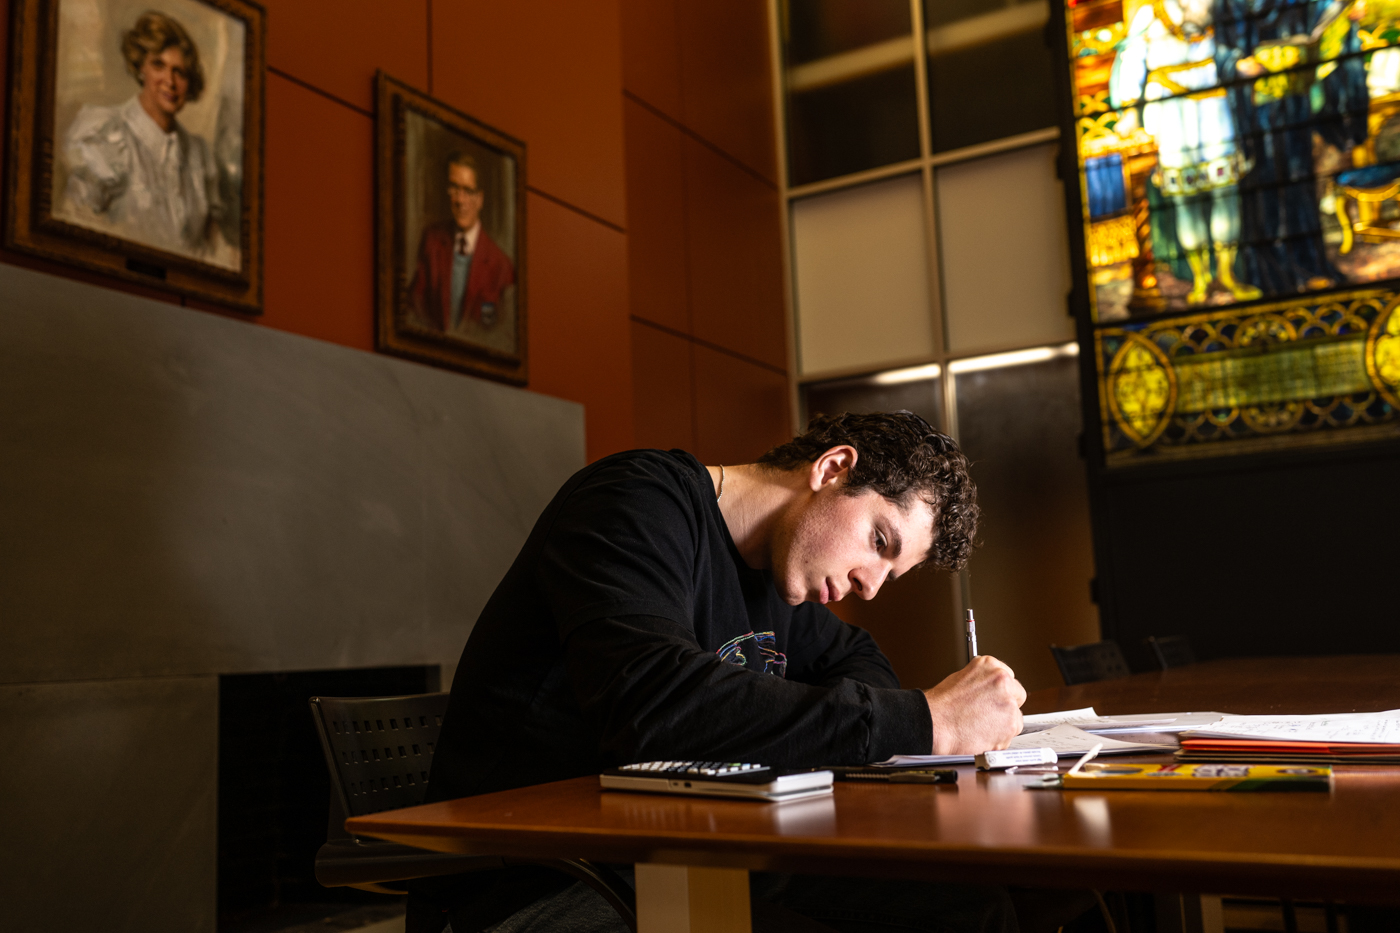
[716, 464, 726, 501]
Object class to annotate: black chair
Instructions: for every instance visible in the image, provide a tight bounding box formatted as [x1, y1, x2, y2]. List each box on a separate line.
[1146, 634, 1196, 670]
[1049, 640, 1130, 686]
[309, 693, 636, 932]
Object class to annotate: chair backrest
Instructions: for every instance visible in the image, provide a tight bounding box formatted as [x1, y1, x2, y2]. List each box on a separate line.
[309, 692, 450, 822]
[1146, 634, 1196, 670]
[1049, 640, 1130, 686]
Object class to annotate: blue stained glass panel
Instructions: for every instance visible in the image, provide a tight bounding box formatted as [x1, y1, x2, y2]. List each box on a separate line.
[1084, 154, 1126, 219]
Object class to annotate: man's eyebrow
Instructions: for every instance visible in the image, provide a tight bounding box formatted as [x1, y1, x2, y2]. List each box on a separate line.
[888, 525, 903, 559]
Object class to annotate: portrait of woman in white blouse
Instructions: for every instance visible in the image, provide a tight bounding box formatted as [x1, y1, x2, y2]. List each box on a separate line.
[52, 1, 244, 271]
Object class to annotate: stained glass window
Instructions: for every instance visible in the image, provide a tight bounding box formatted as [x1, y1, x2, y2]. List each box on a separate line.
[1062, 0, 1400, 461]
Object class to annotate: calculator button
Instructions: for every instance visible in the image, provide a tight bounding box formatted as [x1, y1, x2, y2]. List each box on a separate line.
[617, 759, 767, 776]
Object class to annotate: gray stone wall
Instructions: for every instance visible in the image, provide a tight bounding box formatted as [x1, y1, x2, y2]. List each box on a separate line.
[0, 264, 586, 930]
[0, 676, 219, 932]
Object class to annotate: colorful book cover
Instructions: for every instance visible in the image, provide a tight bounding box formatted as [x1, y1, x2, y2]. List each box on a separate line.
[1180, 738, 1400, 756]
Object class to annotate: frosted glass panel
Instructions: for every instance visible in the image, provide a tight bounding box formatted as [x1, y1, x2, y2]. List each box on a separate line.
[804, 373, 943, 434]
[793, 173, 935, 376]
[937, 144, 1074, 355]
[954, 353, 1098, 691]
[923, 0, 1056, 154]
[783, 0, 920, 185]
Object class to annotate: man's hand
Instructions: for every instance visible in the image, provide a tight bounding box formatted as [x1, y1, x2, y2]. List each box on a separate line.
[923, 656, 1026, 755]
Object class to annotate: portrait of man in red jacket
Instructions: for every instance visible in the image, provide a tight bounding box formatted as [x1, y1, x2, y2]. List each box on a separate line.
[407, 151, 516, 341]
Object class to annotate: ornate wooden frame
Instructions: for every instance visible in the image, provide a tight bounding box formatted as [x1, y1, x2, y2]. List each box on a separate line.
[4, 0, 265, 313]
[374, 72, 528, 386]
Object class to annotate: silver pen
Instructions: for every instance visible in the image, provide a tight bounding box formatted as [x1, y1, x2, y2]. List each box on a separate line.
[965, 609, 979, 660]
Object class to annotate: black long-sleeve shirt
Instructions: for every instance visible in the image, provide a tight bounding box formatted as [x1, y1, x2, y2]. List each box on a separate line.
[421, 449, 932, 927]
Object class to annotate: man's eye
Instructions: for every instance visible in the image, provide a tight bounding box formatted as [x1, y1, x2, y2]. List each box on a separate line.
[875, 533, 887, 550]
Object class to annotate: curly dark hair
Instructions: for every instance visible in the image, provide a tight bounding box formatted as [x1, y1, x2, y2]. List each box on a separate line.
[758, 410, 979, 571]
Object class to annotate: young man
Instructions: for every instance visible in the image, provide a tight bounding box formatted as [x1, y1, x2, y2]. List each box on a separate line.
[418, 411, 1026, 932]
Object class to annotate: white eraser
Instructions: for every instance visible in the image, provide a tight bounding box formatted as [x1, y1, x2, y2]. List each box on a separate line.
[975, 747, 1058, 770]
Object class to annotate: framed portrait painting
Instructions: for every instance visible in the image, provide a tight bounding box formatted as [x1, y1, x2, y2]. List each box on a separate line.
[375, 72, 527, 385]
[5, 0, 264, 312]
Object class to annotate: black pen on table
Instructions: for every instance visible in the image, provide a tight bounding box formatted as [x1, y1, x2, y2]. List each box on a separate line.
[965, 609, 978, 661]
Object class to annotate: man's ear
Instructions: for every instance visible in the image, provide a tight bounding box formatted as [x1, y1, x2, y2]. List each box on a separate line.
[809, 445, 858, 492]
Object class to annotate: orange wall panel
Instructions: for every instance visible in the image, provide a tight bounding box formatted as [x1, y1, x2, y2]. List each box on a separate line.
[527, 193, 633, 461]
[678, 0, 777, 184]
[263, 0, 428, 112]
[829, 570, 960, 689]
[622, 0, 791, 465]
[692, 345, 789, 464]
[261, 73, 374, 351]
[624, 99, 689, 334]
[620, 0, 682, 118]
[431, 0, 627, 229]
[684, 137, 786, 370]
[0, 0, 8, 135]
[631, 321, 695, 452]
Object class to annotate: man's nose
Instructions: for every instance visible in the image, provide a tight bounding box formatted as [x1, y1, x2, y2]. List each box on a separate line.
[850, 567, 881, 601]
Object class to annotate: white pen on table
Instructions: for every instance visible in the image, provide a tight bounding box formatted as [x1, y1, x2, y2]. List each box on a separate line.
[965, 609, 978, 661]
[1067, 743, 1104, 776]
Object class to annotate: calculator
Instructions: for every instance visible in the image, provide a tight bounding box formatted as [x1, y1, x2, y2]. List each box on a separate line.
[599, 760, 834, 801]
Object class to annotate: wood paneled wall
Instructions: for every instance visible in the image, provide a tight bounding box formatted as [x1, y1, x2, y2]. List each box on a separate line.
[621, 0, 793, 464]
[0, 0, 793, 465]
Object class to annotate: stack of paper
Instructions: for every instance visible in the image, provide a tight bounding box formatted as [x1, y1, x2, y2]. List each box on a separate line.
[1178, 711, 1400, 764]
[1021, 708, 1225, 735]
[877, 724, 1170, 768]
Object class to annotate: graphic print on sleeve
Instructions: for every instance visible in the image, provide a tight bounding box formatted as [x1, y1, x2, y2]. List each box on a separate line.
[716, 631, 788, 677]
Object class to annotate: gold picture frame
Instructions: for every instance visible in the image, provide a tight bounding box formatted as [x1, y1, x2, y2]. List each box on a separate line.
[375, 72, 527, 385]
[5, 0, 265, 312]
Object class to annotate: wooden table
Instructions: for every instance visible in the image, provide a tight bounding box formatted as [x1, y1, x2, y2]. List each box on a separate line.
[347, 656, 1400, 931]
[1022, 655, 1400, 718]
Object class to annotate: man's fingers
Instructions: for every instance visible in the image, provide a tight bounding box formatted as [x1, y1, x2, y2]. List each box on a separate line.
[928, 655, 1031, 754]
[976, 655, 1015, 678]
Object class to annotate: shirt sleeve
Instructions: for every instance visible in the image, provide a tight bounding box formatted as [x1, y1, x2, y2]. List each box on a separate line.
[562, 614, 932, 767]
[64, 105, 131, 213]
